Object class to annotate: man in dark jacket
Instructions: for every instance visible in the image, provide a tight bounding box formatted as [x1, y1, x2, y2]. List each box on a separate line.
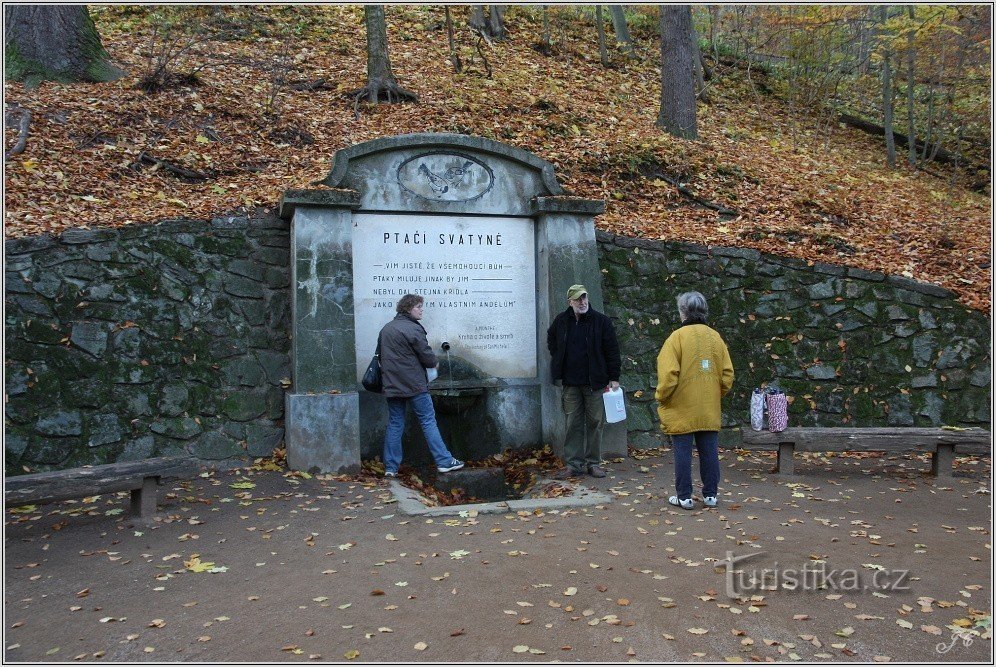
[378, 294, 463, 477]
[546, 284, 621, 478]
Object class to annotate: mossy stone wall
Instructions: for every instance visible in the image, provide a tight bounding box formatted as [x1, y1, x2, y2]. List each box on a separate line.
[597, 231, 991, 448]
[4, 215, 989, 473]
[5, 212, 290, 475]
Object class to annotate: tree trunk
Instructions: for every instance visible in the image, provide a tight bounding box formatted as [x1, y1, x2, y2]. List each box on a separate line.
[657, 5, 698, 139]
[879, 6, 896, 168]
[609, 6, 634, 56]
[352, 5, 417, 105]
[690, 23, 709, 101]
[4, 5, 124, 85]
[469, 5, 488, 38]
[470, 5, 505, 41]
[905, 6, 917, 166]
[708, 5, 723, 64]
[488, 5, 507, 41]
[540, 5, 551, 53]
[595, 6, 610, 68]
[445, 7, 461, 73]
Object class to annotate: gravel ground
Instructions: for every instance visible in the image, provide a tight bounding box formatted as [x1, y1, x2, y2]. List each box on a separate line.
[4, 449, 992, 663]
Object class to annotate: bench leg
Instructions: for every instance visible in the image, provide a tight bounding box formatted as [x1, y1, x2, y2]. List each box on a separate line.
[776, 443, 795, 475]
[931, 444, 955, 478]
[130, 476, 158, 519]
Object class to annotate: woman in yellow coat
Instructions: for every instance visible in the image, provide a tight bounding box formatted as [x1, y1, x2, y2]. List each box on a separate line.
[655, 292, 734, 510]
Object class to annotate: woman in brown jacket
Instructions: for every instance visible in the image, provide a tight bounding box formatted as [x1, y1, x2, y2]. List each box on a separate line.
[656, 292, 734, 510]
[378, 294, 463, 477]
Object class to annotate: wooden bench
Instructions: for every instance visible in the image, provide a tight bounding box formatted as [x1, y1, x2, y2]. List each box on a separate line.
[5, 456, 200, 519]
[738, 427, 991, 477]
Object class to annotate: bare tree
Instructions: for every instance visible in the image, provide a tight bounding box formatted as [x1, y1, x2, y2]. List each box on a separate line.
[469, 5, 506, 42]
[609, 6, 635, 56]
[905, 5, 917, 166]
[445, 7, 462, 73]
[878, 6, 896, 167]
[657, 5, 698, 139]
[595, 6, 610, 68]
[538, 5, 552, 54]
[690, 23, 709, 102]
[350, 5, 417, 107]
[4, 5, 124, 86]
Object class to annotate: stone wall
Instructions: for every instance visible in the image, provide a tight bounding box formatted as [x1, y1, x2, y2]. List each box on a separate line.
[5, 211, 290, 475]
[5, 213, 990, 474]
[597, 231, 991, 448]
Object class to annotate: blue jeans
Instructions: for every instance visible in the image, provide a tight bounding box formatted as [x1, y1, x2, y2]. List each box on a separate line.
[383, 392, 455, 472]
[671, 431, 720, 501]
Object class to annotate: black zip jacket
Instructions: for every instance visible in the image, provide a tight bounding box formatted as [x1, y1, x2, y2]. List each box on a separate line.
[546, 306, 621, 390]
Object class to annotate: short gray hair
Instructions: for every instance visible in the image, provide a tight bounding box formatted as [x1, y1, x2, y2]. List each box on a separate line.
[676, 291, 708, 322]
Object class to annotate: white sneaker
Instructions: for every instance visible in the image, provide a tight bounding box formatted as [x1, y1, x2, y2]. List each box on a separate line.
[668, 495, 694, 510]
[384, 471, 398, 478]
[703, 496, 718, 507]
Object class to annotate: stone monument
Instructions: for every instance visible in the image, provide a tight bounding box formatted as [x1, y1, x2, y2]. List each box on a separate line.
[278, 133, 623, 472]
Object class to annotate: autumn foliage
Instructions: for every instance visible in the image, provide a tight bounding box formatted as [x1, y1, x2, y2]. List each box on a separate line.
[3, 6, 990, 310]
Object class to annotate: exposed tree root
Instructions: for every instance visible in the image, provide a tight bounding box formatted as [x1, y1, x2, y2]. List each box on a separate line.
[347, 78, 417, 118]
[5, 108, 31, 159]
[137, 151, 209, 182]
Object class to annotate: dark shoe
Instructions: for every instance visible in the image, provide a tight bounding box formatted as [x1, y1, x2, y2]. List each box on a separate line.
[553, 467, 582, 480]
[587, 464, 607, 478]
[437, 459, 464, 473]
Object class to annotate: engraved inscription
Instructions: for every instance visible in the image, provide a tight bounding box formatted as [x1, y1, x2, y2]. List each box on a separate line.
[353, 213, 536, 379]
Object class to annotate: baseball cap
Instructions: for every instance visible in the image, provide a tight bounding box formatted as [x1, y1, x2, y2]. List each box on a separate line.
[567, 284, 588, 300]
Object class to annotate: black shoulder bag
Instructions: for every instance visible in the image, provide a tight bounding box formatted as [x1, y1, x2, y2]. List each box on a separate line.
[361, 334, 383, 393]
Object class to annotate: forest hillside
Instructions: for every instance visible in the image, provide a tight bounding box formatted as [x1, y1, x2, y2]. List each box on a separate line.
[3, 5, 991, 310]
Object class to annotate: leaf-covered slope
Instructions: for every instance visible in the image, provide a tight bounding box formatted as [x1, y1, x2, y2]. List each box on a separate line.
[3, 6, 990, 310]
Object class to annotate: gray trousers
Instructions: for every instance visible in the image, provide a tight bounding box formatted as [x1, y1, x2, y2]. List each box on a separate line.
[562, 385, 605, 471]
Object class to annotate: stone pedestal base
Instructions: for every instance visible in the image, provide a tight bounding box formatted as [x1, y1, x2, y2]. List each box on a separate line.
[285, 392, 360, 473]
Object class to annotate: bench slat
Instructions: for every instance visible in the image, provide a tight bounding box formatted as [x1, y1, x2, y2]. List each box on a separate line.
[737, 427, 990, 478]
[740, 427, 989, 451]
[6, 457, 199, 507]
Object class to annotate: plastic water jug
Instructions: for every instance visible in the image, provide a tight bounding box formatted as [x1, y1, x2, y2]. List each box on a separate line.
[602, 386, 627, 424]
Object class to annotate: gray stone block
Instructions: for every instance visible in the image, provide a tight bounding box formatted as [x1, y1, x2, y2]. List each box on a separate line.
[159, 384, 190, 417]
[222, 391, 267, 422]
[807, 279, 839, 300]
[13, 295, 53, 317]
[188, 430, 244, 460]
[221, 356, 265, 387]
[223, 274, 264, 299]
[255, 350, 290, 385]
[150, 417, 202, 440]
[246, 423, 284, 457]
[286, 392, 360, 473]
[70, 321, 109, 357]
[806, 364, 837, 381]
[88, 414, 123, 447]
[61, 228, 114, 244]
[6, 432, 29, 459]
[847, 267, 886, 282]
[36, 410, 82, 436]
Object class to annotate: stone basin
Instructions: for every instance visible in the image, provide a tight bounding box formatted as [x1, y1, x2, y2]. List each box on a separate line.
[429, 387, 485, 415]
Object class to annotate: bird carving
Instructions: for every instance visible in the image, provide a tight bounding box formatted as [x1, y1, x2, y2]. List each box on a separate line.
[418, 160, 474, 195]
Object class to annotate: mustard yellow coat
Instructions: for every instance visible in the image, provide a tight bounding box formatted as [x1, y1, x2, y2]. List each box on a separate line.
[655, 323, 735, 435]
